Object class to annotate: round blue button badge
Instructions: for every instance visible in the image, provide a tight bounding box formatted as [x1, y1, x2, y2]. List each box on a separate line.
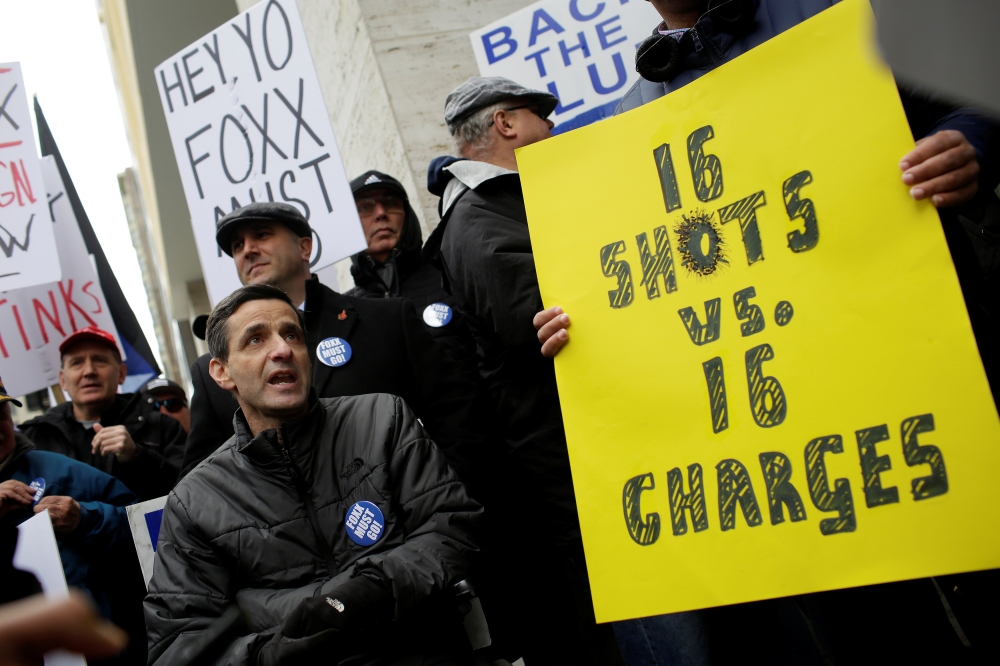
[422, 303, 453, 328]
[29, 478, 45, 505]
[345, 501, 385, 547]
[316, 337, 352, 367]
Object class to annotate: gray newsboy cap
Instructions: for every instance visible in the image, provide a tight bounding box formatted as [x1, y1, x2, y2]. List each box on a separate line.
[444, 76, 558, 135]
[215, 202, 311, 256]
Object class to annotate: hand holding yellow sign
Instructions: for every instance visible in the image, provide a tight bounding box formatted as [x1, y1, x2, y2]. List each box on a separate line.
[518, 0, 1000, 623]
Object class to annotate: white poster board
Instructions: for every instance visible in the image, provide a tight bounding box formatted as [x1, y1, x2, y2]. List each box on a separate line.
[13, 511, 88, 666]
[0, 63, 61, 290]
[0, 156, 123, 398]
[155, 0, 366, 306]
[125, 496, 167, 589]
[470, 0, 661, 134]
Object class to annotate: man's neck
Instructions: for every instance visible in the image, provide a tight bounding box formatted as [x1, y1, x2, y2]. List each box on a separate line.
[72, 400, 110, 422]
[470, 149, 518, 173]
[271, 270, 310, 308]
[243, 406, 309, 439]
[652, 1, 703, 29]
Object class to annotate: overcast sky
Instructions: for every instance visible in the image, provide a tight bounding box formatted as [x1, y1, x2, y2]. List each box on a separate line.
[0, 0, 160, 367]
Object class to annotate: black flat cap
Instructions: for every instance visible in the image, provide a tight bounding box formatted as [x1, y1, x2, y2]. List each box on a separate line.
[215, 202, 311, 257]
[444, 76, 558, 135]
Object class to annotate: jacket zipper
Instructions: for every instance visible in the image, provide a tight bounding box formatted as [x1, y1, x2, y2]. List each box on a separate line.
[276, 433, 339, 576]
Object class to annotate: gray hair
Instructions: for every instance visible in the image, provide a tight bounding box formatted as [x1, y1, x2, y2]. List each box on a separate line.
[206, 284, 306, 362]
[451, 102, 507, 156]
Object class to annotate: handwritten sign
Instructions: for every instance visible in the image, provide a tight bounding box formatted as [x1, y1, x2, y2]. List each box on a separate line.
[518, 0, 1000, 622]
[470, 0, 660, 134]
[0, 63, 61, 291]
[155, 0, 366, 306]
[0, 156, 122, 398]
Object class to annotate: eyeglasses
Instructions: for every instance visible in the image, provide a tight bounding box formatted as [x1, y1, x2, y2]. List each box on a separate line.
[154, 398, 187, 413]
[487, 104, 546, 127]
[356, 196, 405, 218]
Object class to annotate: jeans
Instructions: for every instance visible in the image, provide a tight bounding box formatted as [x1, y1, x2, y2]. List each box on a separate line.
[613, 611, 711, 666]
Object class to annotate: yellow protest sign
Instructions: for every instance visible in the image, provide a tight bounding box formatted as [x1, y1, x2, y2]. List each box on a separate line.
[518, 0, 1000, 623]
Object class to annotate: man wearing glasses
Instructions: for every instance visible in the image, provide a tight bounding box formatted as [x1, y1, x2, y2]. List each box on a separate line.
[346, 170, 474, 367]
[140, 378, 190, 434]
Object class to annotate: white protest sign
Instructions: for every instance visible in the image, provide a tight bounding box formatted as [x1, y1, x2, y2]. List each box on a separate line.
[126, 496, 167, 589]
[0, 156, 123, 398]
[13, 511, 88, 666]
[0, 63, 62, 290]
[155, 0, 366, 306]
[470, 0, 661, 134]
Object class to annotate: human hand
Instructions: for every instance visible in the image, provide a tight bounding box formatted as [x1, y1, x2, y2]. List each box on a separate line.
[900, 130, 980, 208]
[533, 306, 571, 358]
[0, 480, 34, 519]
[91, 425, 137, 462]
[0, 592, 127, 666]
[35, 496, 81, 534]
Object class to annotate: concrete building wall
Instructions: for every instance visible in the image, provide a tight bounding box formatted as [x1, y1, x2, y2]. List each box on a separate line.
[234, 0, 535, 288]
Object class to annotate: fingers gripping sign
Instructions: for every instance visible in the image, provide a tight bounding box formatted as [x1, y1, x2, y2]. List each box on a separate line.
[91, 424, 138, 462]
[534, 306, 571, 359]
[900, 130, 980, 208]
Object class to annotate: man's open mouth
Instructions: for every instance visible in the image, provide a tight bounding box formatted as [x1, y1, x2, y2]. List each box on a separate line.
[267, 372, 296, 386]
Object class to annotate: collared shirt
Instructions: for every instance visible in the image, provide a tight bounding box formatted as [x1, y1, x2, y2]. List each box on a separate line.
[656, 21, 690, 41]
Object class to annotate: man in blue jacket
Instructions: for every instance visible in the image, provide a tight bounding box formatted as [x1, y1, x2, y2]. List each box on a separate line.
[0, 377, 137, 619]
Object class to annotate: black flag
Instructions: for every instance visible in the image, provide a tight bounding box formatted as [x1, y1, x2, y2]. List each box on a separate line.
[34, 99, 161, 379]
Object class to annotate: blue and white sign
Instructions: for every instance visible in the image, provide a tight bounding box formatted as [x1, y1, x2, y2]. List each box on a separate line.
[126, 496, 169, 589]
[470, 0, 661, 135]
[422, 303, 454, 328]
[29, 478, 45, 504]
[345, 500, 385, 547]
[317, 337, 352, 367]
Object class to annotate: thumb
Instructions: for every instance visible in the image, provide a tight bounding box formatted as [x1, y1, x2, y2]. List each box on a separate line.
[92, 424, 102, 433]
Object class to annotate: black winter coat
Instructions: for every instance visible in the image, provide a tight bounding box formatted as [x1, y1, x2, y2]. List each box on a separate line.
[181, 277, 486, 490]
[427, 166, 580, 545]
[145, 394, 481, 665]
[346, 185, 477, 373]
[20, 393, 185, 501]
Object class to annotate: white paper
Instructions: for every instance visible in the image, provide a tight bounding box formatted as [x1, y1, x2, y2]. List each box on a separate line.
[155, 0, 366, 306]
[0, 63, 62, 290]
[0, 156, 123, 398]
[13, 511, 88, 666]
[469, 0, 661, 134]
[125, 496, 168, 589]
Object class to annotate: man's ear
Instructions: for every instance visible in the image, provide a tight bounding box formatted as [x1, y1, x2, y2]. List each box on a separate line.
[117, 361, 127, 386]
[58, 369, 66, 393]
[492, 109, 518, 140]
[298, 233, 313, 264]
[208, 358, 237, 393]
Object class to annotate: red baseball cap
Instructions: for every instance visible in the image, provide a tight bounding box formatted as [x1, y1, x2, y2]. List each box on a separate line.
[59, 326, 119, 356]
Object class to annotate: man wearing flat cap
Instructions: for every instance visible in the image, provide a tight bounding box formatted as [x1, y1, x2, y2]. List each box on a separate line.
[20, 327, 186, 502]
[181, 201, 487, 496]
[423, 77, 622, 663]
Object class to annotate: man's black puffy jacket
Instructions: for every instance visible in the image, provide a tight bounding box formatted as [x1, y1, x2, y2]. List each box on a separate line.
[146, 394, 481, 665]
[181, 276, 487, 493]
[20, 393, 185, 501]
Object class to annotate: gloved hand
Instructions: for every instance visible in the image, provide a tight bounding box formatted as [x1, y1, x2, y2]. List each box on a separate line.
[283, 574, 394, 638]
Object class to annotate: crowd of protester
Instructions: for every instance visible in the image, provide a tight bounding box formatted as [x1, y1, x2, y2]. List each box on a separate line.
[2, 0, 999, 664]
